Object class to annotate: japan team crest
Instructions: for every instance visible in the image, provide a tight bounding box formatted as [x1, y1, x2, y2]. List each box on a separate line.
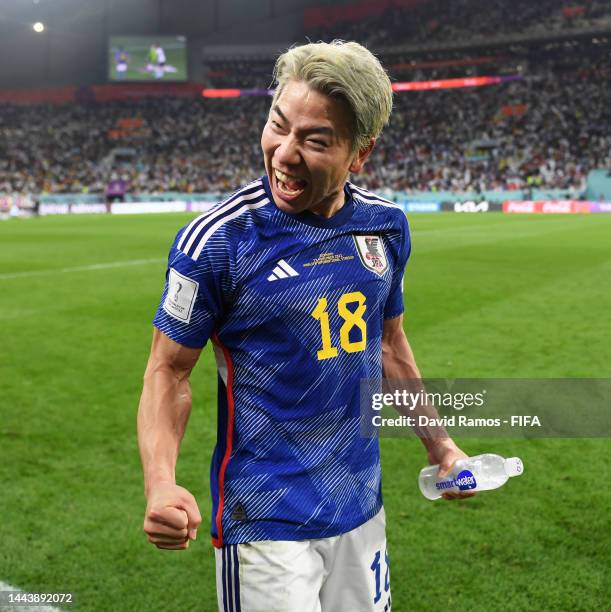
[353, 234, 388, 276]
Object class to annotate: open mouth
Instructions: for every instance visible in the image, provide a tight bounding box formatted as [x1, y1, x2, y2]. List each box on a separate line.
[273, 168, 307, 199]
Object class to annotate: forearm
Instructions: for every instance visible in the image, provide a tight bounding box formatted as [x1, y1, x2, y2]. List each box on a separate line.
[381, 328, 421, 380]
[381, 319, 457, 453]
[138, 361, 193, 496]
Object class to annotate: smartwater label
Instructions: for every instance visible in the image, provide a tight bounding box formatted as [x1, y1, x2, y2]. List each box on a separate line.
[435, 469, 477, 492]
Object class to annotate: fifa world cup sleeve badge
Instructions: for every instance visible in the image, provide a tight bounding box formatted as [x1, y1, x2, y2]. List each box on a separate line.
[163, 268, 199, 323]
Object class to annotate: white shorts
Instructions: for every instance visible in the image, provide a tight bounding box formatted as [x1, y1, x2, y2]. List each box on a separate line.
[214, 508, 391, 612]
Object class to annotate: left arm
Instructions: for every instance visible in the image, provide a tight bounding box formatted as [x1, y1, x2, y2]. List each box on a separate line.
[381, 314, 475, 499]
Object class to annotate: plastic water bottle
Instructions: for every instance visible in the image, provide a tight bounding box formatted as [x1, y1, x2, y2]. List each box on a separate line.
[418, 454, 523, 500]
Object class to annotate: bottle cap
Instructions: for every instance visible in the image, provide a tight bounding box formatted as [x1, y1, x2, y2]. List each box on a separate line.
[504, 457, 524, 477]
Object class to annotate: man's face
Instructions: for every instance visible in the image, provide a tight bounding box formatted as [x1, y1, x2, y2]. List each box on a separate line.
[261, 80, 371, 217]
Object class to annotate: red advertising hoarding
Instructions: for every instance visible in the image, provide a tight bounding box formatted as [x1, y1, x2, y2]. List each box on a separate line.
[503, 201, 592, 214]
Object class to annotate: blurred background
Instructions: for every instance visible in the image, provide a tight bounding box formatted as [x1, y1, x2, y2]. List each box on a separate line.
[1, 1, 610, 611]
[0, 0, 609, 209]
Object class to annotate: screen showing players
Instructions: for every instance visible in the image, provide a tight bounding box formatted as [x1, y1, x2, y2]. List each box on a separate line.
[108, 36, 188, 82]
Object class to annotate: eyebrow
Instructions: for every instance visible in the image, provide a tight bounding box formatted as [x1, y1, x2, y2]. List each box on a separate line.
[272, 105, 334, 136]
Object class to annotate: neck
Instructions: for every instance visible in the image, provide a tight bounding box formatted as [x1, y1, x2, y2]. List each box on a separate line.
[309, 188, 346, 219]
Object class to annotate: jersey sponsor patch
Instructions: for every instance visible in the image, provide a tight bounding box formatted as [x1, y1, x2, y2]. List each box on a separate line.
[163, 268, 199, 323]
[353, 235, 388, 276]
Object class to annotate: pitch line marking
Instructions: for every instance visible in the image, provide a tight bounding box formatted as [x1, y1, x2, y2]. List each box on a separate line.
[0, 258, 166, 281]
[0, 581, 61, 611]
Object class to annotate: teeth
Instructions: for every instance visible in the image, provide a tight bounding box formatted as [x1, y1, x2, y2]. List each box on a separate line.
[273, 168, 306, 197]
[274, 168, 304, 185]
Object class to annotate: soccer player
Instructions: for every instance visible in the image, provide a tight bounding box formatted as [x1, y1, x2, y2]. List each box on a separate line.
[147, 43, 157, 69]
[138, 40, 472, 611]
[114, 47, 129, 79]
[153, 43, 166, 79]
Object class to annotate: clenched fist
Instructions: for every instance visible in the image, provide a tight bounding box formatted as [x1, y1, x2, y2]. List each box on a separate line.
[144, 483, 202, 550]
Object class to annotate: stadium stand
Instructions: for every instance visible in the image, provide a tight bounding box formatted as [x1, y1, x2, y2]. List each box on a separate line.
[2, 53, 608, 196]
[0, 0, 609, 199]
[305, 0, 611, 48]
[0, 98, 269, 195]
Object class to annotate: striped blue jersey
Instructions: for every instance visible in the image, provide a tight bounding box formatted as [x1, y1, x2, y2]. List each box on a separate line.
[153, 176, 411, 546]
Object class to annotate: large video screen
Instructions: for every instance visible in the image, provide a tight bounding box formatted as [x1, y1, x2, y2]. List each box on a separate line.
[108, 36, 187, 82]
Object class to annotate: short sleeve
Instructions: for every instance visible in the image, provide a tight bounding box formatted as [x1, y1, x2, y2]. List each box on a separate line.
[153, 226, 232, 348]
[383, 214, 411, 319]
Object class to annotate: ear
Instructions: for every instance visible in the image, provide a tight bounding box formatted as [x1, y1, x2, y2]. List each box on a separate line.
[349, 138, 376, 174]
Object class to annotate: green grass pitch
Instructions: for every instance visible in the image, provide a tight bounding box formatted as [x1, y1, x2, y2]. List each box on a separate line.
[0, 212, 609, 610]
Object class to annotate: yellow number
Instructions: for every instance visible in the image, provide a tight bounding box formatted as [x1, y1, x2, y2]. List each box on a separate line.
[311, 297, 339, 360]
[311, 291, 367, 360]
[338, 291, 367, 353]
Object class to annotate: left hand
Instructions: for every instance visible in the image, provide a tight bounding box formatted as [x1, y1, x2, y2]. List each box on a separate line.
[427, 439, 476, 500]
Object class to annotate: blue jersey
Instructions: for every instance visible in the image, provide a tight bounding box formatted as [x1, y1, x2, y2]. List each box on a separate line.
[153, 176, 411, 546]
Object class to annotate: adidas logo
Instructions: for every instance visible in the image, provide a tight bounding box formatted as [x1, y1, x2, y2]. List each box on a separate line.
[267, 259, 299, 281]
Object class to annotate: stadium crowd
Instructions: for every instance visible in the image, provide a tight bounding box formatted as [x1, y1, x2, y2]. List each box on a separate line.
[201, 0, 610, 87]
[306, 0, 611, 49]
[0, 54, 608, 196]
[0, 97, 269, 195]
[1, 0, 610, 198]
[361, 70, 608, 193]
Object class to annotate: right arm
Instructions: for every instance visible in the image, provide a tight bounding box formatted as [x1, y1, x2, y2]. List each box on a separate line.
[138, 328, 203, 549]
[382, 315, 474, 500]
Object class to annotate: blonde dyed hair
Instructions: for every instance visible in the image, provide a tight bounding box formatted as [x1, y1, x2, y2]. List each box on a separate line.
[272, 40, 393, 153]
